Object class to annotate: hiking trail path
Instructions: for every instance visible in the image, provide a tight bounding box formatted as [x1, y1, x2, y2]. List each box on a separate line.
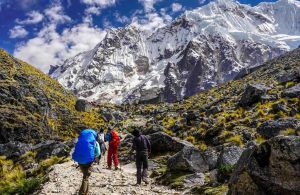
[38, 159, 181, 195]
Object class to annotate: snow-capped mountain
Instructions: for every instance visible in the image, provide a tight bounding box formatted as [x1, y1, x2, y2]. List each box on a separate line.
[51, 0, 300, 104]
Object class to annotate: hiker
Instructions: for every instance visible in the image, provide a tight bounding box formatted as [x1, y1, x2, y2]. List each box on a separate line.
[130, 129, 151, 185]
[105, 127, 121, 170]
[72, 128, 101, 195]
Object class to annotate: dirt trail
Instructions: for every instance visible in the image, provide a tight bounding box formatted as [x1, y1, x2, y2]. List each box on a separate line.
[38, 159, 181, 195]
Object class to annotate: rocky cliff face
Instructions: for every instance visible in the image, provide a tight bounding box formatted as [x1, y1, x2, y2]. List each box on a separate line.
[50, 0, 300, 104]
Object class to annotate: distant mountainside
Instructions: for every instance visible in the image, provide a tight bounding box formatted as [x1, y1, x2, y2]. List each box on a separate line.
[50, 0, 300, 104]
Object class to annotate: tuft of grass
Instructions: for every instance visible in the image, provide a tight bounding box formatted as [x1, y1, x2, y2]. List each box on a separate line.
[218, 164, 235, 182]
[186, 136, 196, 144]
[199, 142, 208, 151]
[191, 184, 228, 195]
[225, 135, 243, 147]
[255, 135, 266, 145]
[281, 128, 295, 136]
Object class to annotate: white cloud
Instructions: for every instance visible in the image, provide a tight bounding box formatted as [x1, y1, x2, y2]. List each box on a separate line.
[171, 3, 182, 12]
[131, 12, 171, 32]
[9, 25, 29, 38]
[18, 0, 39, 10]
[85, 6, 101, 15]
[16, 10, 44, 25]
[114, 13, 130, 24]
[138, 0, 161, 13]
[81, 0, 116, 7]
[14, 23, 107, 73]
[199, 0, 207, 4]
[12, 1, 112, 73]
[44, 3, 71, 25]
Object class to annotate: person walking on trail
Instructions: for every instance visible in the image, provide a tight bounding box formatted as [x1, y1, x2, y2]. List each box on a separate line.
[72, 128, 101, 195]
[105, 127, 121, 170]
[130, 129, 151, 185]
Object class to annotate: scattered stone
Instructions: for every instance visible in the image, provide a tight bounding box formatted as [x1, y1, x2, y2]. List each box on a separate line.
[283, 83, 300, 98]
[229, 136, 300, 195]
[276, 68, 300, 83]
[257, 118, 300, 138]
[217, 146, 245, 167]
[239, 83, 270, 106]
[75, 99, 92, 112]
[33, 140, 72, 160]
[0, 141, 32, 158]
[206, 106, 222, 116]
[202, 148, 220, 170]
[183, 173, 205, 188]
[167, 146, 209, 173]
[272, 103, 288, 113]
[139, 87, 162, 104]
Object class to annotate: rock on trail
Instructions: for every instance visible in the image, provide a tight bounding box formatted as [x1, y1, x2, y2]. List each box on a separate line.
[37, 160, 180, 195]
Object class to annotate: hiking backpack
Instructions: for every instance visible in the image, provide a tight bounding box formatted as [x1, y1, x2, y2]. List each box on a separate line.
[72, 129, 97, 164]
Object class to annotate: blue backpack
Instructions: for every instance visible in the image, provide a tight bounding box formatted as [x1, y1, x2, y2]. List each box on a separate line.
[72, 129, 97, 164]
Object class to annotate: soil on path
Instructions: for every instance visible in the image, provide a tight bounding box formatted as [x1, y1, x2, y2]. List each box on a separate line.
[38, 159, 181, 195]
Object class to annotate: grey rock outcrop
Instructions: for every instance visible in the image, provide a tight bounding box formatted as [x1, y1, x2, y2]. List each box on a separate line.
[167, 146, 209, 173]
[75, 99, 92, 112]
[217, 146, 245, 167]
[239, 83, 270, 106]
[147, 132, 193, 154]
[257, 118, 300, 138]
[283, 83, 300, 98]
[229, 136, 300, 195]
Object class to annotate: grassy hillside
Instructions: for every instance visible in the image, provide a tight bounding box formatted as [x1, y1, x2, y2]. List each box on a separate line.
[0, 49, 108, 194]
[0, 49, 105, 144]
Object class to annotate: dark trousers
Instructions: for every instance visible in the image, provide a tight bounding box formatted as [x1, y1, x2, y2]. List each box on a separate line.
[136, 152, 149, 184]
[79, 163, 92, 195]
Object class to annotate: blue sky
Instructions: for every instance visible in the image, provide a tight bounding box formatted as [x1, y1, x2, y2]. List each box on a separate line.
[0, 0, 278, 72]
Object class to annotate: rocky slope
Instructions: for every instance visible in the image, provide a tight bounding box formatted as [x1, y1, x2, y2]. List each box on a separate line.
[51, 0, 300, 104]
[0, 49, 105, 145]
[94, 47, 300, 193]
[0, 49, 105, 194]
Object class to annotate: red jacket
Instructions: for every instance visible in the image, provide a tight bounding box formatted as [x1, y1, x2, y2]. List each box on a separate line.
[109, 131, 120, 147]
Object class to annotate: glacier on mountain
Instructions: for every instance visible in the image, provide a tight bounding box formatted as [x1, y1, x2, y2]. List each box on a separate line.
[51, 0, 300, 104]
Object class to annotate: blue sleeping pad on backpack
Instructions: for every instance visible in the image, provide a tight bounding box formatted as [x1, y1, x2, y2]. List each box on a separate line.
[72, 129, 97, 164]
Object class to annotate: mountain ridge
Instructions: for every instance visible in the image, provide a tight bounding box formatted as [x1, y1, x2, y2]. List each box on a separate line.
[50, 0, 300, 104]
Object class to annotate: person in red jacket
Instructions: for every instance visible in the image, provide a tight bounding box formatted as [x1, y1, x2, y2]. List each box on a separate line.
[105, 128, 121, 170]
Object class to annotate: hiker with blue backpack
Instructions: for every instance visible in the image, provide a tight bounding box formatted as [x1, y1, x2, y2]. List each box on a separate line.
[72, 128, 106, 195]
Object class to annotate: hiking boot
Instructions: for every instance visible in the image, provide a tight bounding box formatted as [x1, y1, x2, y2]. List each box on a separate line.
[115, 167, 119, 170]
[133, 183, 141, 186]
[107, 167, 112, 170]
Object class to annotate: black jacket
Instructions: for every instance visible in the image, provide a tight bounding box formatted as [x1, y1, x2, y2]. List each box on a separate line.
[132, 134, 151, 154]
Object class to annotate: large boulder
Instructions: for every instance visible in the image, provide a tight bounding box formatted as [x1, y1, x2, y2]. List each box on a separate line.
[229, 136, 300, 195]
[276, 68, 300, 83]
[203, 147, 220, 170]
[257, 118, 300, 138]
[33, 140, 73, 160]
[217, 146, 245, 167]
[147, 132, 193, 154]
[239, 83, 270, 107]
[283, 83, 300, 98]
[75, 99, 92, 112]
[0, 141, 32, 158]
[139, 87, 162, 104]
[167, 146, 209, 173]
[0, 140, 74, 160]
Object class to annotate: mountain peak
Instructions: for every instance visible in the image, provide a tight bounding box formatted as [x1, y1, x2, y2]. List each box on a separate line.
[51, 1, 300, 104]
